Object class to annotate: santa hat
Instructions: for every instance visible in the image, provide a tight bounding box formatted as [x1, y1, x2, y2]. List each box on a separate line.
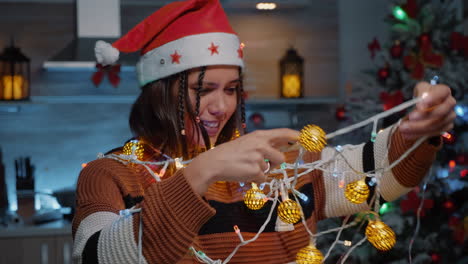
[95, 0, 244, 87]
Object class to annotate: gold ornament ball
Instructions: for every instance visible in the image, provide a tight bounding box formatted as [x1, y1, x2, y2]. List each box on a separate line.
[365, 220, 396, 251]
[296, 244, 324, 264]
[122, 140, 145, 160]
[244, 186, 266, 210]
[278, 199, 301, 224]
[344, 179, 370, 204]
[299, 125, 327, 153]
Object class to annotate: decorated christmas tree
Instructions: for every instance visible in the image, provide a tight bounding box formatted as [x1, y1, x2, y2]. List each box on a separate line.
[324, 0, 468, 263]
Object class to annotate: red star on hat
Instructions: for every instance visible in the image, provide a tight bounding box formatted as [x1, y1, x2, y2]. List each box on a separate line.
[171, 51, 181, 64]
[208, 42, 219, 55]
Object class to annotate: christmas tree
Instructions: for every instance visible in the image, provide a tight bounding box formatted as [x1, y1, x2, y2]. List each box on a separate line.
[323, 0, 468, 263]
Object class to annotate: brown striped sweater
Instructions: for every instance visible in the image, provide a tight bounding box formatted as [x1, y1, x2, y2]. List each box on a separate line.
[72, 126, 441, 264]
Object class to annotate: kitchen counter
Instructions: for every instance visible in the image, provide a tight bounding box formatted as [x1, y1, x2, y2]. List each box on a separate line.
[0, 219, 71, 238]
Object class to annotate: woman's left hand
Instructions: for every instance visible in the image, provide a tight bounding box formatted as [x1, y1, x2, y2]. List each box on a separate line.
[399, 82, 457, 141]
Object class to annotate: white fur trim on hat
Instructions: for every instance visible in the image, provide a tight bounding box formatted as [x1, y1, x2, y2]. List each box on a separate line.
[136, 32, 244, 87]
[95, 40, 120, 66]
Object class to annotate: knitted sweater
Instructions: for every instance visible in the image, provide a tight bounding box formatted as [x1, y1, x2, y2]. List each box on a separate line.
[72, 126, 441, 264]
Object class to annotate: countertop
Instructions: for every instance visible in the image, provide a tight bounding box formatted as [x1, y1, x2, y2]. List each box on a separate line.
[0, 219, 71, 238]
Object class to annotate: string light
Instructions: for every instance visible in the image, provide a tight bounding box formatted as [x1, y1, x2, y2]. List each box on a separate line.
[96, 94, 429, 264]
[244, 183, 267, 210]
[256, 2, 277, 10]
[366, 219, 396, 251]
[296, 243, 324, 264]
[392, 6, 408, 20]
[344, 178, 370, 204]
[299, 124, 327, 152]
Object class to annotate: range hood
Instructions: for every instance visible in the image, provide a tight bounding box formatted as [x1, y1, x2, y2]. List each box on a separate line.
[43, 0, 132, 70]
[43, 37, 139, 69]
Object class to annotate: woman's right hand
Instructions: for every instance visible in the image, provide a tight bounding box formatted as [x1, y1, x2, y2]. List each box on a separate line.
[184, 128, 299, 195]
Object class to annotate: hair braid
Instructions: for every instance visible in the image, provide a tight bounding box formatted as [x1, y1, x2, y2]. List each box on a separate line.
[195, 67, 206, 123]
[178, 72, 187, 135]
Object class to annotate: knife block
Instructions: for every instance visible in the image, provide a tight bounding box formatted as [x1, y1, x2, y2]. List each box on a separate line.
[16, 190, 35, 222]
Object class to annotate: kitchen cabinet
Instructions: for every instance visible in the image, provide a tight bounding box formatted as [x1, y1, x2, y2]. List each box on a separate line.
[0, 220, 72, 264]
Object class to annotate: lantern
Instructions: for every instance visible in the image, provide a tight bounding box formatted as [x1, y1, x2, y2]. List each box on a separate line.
[280, 47, 304, 98]
[0, 40, 30, 101]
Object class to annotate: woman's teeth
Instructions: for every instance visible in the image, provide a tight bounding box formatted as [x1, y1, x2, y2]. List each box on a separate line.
[202, 120, 219, 128]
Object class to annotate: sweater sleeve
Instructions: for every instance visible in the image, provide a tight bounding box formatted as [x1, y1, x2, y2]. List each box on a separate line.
[308, 124, 441, 218]
[72, 158, 216, 264]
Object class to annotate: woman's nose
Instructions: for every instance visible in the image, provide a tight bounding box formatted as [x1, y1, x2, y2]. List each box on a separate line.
[208, 94, 226, 117]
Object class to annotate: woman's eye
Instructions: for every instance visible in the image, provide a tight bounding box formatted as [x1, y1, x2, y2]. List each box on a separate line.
[225, 87, 237, 94]
[197, 88, 211, 95]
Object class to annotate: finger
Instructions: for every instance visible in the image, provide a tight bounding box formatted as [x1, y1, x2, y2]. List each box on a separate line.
[415, 84, 451, 111]
[261, 146, 285, 168]
[409, 95, 456, 122]
[258, 128, 300, 146]
[400, 112, 456, 140]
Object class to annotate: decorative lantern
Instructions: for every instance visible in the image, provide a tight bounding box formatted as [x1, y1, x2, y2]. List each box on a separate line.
[280, 47, 304, 98]
[296, 243, 324, 264]
[365, 219, 396, 251]
[0, 39, 30, 101]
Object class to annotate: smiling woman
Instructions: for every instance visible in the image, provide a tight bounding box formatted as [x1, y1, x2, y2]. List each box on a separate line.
[71, 0, 455, 263]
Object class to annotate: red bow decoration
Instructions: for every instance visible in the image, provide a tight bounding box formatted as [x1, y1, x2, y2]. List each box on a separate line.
[403, 37, 443, 80]
[450, 32, 468, 57]
[402, 0, 418, 18]
[400, 189, 434, 217]
[91, 63, 121, 88]
[380, 90, 403, 111]
[368, 37, 381, 59]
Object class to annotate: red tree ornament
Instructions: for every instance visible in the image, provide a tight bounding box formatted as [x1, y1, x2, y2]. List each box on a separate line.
[91, 63, 121, 88]
[431, 253, 441, 263]
[390, 41, 403, 58]
[380, 90, 403, 111]
[368, 37, 381, 59]
[335, 105, 347, 121]
[377, 67, 390, 81]
[419, 33, 431, 49]
[403, 36, 444, 80]
[443, 200, 456, 213]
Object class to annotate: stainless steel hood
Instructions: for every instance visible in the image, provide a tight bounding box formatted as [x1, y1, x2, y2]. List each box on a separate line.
[43, 37, 139, 70]
[43, 0, 128, 70]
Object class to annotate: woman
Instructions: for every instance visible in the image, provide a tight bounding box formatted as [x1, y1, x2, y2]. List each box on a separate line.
[72, 0, 456, 263]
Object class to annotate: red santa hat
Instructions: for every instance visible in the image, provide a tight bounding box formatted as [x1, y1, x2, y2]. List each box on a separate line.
[95, 0, 244, 87]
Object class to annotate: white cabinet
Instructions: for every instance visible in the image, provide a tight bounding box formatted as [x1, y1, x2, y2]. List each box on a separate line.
[0, 221, 72, 264]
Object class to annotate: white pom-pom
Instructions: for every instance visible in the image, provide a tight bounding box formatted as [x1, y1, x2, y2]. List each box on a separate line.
[95, 40, 119, 66]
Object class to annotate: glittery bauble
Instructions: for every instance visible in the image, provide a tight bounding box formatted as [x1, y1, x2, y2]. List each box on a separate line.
[296, 244, 324, 264]
[244, 184, 266, 210]
[365, 220, 396, 251]
[299, 124, 327, 153]
[122, 140, 145, 160]
[278, 199, 301, 224]
[344, 179, 370, 204]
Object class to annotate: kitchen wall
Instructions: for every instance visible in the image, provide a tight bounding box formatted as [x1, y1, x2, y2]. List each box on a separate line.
[0, 0, 395, 211]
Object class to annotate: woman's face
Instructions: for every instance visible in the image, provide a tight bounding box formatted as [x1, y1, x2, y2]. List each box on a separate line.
[185, 65, 240, 147]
